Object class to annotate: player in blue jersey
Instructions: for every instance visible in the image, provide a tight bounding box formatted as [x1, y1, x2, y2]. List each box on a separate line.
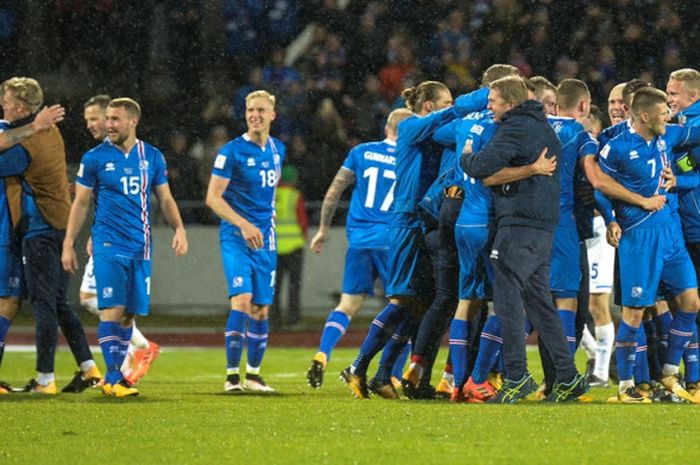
[0, 105, 66, 394]
[63, 97, 188, 397]
[598, 87, 700, 403]
[77, 95, 161, 388]
[205, 90, 285, 393]
[305, 108, 412, 393]
[340, 81, 489, 399]
[667, 68, 700, 394]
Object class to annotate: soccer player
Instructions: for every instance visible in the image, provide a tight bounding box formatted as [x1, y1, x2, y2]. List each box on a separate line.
[340, 81, 489, 399]
[598, 87, 700, 403]
[306, 108, 412, 391]
[62, 97, 188, 397]
[205, 90, 284, 393]
[0, 104, 66, 394]
[78, 95, 160, 386]
[607, 83, 627, 126]
[0, 77, 100, 395]
[667, 68, 700, 393]
[530, 76, 558, 116]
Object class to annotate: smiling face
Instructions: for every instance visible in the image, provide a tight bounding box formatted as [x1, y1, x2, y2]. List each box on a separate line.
[607, 84, 626, 125]
[666, 78, 697, 114]
[105, 106, 137, 146]
[245, 96, 276, 136]
[488, 88, 514, 122]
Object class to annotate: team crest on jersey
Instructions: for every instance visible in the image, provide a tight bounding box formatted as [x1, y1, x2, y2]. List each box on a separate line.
[631, 286, 643, 298]
[232, 277, 243, 288]
[124, 167, 134, 174]
[262, 161, 270, 168]
[102, 287, 113, 298]
[246, 158, 256, 167]
[105, 162, 115, 172]
[273, 154, 280, 164]
[471, 124, 484, 136]
[656, 139, 666, 154]
[139, 160, 149, 170]
[77, 163, 84, 177]
[629, 150, 639, 160]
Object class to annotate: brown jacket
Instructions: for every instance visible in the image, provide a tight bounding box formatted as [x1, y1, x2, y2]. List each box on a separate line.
[5, 126, 71, 231]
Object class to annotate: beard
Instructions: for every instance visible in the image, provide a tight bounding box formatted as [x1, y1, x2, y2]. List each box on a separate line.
[108, 132, 128, 145]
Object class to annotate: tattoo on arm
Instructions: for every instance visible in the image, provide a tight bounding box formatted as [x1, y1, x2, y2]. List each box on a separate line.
[319, 168, 355, 229]
[0, 125, 36, 150]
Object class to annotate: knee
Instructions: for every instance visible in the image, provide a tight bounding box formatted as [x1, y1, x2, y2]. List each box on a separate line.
[230, 295, 252, 313]
[249, 305, 268, 321]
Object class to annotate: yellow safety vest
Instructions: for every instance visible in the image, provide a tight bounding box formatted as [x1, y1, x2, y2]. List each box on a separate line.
[275, 185, 305, 255]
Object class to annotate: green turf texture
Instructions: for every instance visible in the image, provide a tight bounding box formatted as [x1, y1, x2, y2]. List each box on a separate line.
[2, 347, 699, 464]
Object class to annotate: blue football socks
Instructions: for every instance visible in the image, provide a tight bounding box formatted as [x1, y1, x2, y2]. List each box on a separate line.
[247, 317, 269, 372]
[224, 309, 247, 373]
[615, 321, 639, 382]
[318, 310, 351, 361]
[449, 318, 470, 388]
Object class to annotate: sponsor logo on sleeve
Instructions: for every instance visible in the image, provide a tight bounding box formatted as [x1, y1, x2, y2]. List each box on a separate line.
[214, 154, 227, 169]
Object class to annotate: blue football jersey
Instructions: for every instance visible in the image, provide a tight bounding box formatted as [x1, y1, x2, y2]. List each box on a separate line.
[455, 112, 496, 226]
[597, 119, 632, 147]
[211, 133, 286, 249]
[341, 139, 396, 248]
[675, 100, 700, 242]
[393, 87, 489, 220]
[77, 140, 168, 259]
[0, 120, 11, 246]
[598, 125, 699, 230]
[548, 116, 599, 225]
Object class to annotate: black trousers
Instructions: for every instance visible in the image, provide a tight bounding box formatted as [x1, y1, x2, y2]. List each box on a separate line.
[23, 232, 92, 373]
[413, 197, 462, 383]
[271, 248, 304, 327]
[490, 225, 577, 382]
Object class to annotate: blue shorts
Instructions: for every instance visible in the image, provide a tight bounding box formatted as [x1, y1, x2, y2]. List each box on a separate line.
[221, 240, 277, 305]
[385, 225, 434, 299]
[455, 225, 491, 300]
[618, 224, 697, 307]
[342, 247, 388, 295]
[93, 254, 151, 316]
[550, 224, 581, 299]
[0, 244, 23, 298]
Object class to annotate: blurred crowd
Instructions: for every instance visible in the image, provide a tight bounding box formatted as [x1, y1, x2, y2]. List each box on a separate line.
[0, 0, 698, 221]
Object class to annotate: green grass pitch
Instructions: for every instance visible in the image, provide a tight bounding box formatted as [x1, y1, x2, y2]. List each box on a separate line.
[2, 347, 700, 464]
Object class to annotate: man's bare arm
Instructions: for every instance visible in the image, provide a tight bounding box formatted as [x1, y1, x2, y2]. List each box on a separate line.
[310, 167, 355, 253]
[0, 105, 65, 151]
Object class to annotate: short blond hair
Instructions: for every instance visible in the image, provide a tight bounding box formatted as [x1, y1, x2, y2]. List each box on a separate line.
[1, 77, 43, 112]
[490, 76, 528, 106]
[245, 90, 276, 108]
[108, 97, 141, 119]
[481, 64, 519, 87]
[386, 108, 412, 132]
[669, 68, 700, 93]
[556, 79, 590, 111]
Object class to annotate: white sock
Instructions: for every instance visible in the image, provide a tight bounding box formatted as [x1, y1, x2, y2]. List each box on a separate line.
[121, 347, 135, 375]
[227, 367, 240, 376]
[442, 372, 454, 383]
[130, 322, 149, 349]
[580, 325, 597, 359]
[662, 363, 679, 377]
[593, 322, 615, 380]
[79, 360, 96, 373]
[619, 379, 634, 393]
[247, 364, 260, 375]
[37, 372, 55, 385]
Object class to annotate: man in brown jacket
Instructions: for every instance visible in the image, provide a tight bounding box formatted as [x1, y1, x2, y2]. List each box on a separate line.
[0, 77, 101, 394]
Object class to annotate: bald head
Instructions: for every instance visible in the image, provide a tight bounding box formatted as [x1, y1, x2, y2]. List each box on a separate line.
[608, 83, 626, 125]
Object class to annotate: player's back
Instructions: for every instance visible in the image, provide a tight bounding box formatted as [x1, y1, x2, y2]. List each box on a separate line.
[455, 112, 495, 225]
[344, 139, 396, 248]
[549, 116, 597, 224]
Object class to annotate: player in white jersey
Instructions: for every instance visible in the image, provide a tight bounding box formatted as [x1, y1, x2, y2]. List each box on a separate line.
[78, 95, 160, 386]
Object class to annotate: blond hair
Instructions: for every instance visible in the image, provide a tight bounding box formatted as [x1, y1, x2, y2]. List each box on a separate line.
[490, 76, 528, 106]
[669, 68, 700, 93]
[1, 77, 43, 112]
[108, 97, 141, 119]
[245, 90, 276, 108]
[556, 79, 590, 111]
[481, 64, 519, 87]
[386, 108, 413, 132]
[401, 81, 449, 112]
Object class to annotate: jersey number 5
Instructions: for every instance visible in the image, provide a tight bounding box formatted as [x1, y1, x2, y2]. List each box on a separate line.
[363, 167, 396, 212]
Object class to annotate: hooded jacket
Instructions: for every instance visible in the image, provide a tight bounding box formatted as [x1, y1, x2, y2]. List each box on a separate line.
[461, 100, 561, 232]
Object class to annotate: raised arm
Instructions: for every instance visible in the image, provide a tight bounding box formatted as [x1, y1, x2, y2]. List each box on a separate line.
[0, 105, 65, 151]
[310, 167, 355, 253]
